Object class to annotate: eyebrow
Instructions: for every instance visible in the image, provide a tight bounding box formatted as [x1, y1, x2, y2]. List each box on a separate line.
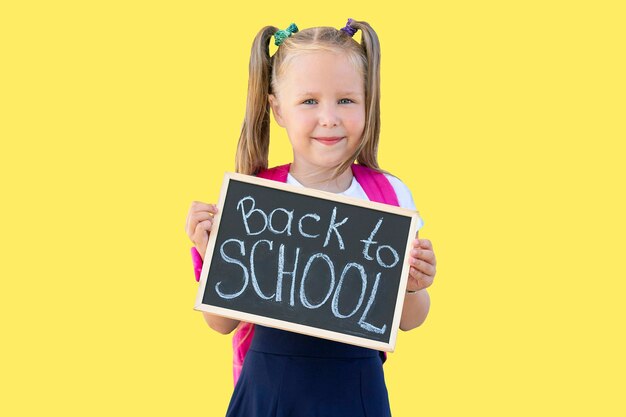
[296, 91, 363, 97]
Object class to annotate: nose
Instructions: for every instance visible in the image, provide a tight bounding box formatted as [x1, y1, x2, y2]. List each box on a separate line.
[319, 104, 340, 128]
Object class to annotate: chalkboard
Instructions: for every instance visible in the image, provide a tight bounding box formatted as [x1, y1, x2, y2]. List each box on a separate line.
[194, 173, 421, 352]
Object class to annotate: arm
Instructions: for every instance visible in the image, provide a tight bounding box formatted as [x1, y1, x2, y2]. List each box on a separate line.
[201, 312, 240, 335]
[400, 289, 430, 331]
[399, 238, 437, 331]
[186, 201, 241, 335]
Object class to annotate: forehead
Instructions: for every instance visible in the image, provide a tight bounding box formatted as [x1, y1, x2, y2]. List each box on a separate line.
[276, 51, 365, 94]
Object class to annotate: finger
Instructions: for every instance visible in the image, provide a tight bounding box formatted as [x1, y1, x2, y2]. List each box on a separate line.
[408, 267, 432, 290]
[186, 205, 218, 236]
[186, 212, 209, 239]
[192, 219, 212, 245]
[410, 256, 436, 277]
[411, 248, 436, 266]
[191, 201, 219, 214]
[417, 239, 433, 250]
[408, 265, 421, 279]
[190, 211, 214, 228]
[195, 218, 213, 234]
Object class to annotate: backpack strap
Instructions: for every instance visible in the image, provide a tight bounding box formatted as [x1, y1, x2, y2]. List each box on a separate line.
[351, 164, 400, 206]
[257, 163, 291, 182]
[231, 322, 254, 384]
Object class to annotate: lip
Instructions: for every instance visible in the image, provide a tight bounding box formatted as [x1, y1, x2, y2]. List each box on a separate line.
[313, 136, 345, 145]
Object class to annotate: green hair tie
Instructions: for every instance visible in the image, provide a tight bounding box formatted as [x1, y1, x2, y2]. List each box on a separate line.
[274, 23, 299, 46]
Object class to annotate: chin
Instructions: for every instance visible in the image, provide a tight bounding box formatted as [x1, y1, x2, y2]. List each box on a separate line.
[311, 156, 348, 169]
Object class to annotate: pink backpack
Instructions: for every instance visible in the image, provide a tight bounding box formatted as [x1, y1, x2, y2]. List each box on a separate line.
[192, 163, 400, 385]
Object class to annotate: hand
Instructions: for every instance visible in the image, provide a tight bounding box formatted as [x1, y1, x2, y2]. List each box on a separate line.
[185, 201, 219, 261]
[407, 238, 437, 292]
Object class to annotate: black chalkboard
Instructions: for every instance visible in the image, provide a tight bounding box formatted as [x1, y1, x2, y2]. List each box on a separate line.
[194, 173, 421, 351]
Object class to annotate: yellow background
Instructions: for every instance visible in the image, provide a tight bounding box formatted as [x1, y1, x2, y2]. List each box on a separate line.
[1, 1, 624, 415]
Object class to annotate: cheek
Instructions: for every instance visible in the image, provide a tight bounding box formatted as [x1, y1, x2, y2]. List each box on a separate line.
[291, 113, 312, 126]
[290, 114, 317, 138]
[285, 116, 311, 145]
[345, 113, 366, 133]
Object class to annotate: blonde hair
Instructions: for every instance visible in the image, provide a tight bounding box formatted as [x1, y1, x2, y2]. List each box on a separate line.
[235, 20, 382, 177]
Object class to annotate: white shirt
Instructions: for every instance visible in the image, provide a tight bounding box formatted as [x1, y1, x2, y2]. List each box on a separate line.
[286, 173, 424, 230]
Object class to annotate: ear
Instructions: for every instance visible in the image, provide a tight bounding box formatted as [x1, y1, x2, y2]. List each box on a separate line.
[268, 94, 285, 127]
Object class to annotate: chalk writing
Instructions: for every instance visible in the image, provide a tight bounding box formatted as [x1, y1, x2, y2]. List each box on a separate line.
[199, 176, 416, 347]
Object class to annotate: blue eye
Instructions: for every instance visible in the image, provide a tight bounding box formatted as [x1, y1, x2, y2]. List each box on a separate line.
[302, 99, 317, 105]
[339, 98, 354, 104]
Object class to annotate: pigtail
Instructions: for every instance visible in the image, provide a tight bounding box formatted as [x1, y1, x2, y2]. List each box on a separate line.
[336, 19, 383, 176]
[232, 27, 277, 373]
[235, 26, 279, 175]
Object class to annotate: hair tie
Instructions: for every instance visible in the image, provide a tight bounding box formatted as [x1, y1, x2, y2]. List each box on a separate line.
[274, 23, 299, 46]
[340, 18, 357, 37]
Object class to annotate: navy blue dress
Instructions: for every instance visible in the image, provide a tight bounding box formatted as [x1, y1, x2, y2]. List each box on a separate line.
[225, 325, 392, 417]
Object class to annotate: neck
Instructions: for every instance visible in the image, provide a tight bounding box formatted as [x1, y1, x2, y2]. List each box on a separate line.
[289, 162, 353, 193]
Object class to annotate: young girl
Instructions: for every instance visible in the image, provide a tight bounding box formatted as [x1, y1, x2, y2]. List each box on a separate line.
[185, 19, 437, 416]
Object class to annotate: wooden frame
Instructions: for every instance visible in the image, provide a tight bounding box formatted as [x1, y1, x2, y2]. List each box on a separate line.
[194, 172, 422, 352]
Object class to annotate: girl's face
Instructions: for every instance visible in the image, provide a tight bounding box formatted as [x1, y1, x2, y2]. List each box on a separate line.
[269, 50, 365, 174]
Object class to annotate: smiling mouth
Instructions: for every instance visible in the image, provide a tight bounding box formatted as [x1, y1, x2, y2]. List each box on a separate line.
[313, 137, 345, 145]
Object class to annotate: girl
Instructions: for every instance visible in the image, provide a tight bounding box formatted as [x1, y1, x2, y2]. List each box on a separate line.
[185, 19, 437, 416]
